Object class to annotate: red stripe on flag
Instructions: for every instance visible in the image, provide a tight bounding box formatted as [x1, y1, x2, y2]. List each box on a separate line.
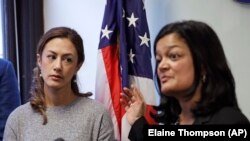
[145, 105, 157, 124]
[101, 45, 125, 135]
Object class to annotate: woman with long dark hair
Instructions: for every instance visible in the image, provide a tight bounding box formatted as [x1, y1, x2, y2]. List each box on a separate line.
[120, 20, 249, 140]
[4, 27, 114, 141]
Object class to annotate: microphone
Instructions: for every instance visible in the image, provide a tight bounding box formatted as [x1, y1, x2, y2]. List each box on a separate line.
[54, 138, 65, 141]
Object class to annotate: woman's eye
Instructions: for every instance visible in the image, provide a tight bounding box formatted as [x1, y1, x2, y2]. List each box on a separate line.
[64, 57, 73, 63]
[47, 55, 56, 60]
[155, 56, 161, 64]
[169, 53, 180, 61]
[156, 59, 161, 64]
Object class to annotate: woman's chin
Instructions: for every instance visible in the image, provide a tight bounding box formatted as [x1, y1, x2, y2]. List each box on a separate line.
[161, 89, 175, 96]
[45, 82, 63, 89]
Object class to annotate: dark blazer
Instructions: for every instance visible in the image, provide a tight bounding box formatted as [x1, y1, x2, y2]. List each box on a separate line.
[0, 59, 21, 141]
[128, 106, 249, 141]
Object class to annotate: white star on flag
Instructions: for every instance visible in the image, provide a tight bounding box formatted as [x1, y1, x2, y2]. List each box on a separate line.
[128, 49, 135, 63]
[96, 0, 159, 140]
[127, 13, 139, 27]
[139, 32, 150, 47]
[101, 25, 113, 39]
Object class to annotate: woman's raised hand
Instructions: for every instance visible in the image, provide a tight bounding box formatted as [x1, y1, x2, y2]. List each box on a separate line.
[120, 85, 146, 125]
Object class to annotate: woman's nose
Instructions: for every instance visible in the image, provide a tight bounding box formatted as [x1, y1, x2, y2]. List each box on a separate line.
[53, 59, 62, 71]
[158, 59, 170, 70]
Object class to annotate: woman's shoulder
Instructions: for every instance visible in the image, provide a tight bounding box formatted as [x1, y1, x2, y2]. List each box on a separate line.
[210, 106, 250, 124]
[8, 102, 32, 116]
[6, 102, 33, 123]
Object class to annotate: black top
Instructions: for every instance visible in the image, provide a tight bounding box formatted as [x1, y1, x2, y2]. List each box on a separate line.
[128, 106, 250, 141]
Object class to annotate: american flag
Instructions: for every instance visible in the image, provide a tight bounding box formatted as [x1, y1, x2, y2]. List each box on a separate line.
[95, 0, 159, 140]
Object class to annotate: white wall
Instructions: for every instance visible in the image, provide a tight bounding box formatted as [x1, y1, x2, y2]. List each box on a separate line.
[44, 0, 250, 119]
[44, 0, 105, 98]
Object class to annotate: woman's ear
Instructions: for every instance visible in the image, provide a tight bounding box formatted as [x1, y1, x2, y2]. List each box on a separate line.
[37, 54, 41, 68]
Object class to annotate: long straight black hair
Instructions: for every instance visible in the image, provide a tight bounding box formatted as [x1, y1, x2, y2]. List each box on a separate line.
[152, 20, 239, 124]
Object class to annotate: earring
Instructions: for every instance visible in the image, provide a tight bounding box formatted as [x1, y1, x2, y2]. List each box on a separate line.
[72, 74, 77, 83]
[39, 73, 42, 77]
[202, 74, 206, 83]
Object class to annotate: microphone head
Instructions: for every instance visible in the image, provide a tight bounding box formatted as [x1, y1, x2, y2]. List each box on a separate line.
[54, 138, 65, 141]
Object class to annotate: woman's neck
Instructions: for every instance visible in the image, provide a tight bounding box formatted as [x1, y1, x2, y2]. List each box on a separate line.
[178, 104, 195, 125]
[177, 82, 202, 125]
[44, 85, 77, 107]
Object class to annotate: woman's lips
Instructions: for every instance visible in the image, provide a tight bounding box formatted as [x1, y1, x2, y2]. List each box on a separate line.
[160, 76, 171, 83]
[49, 75, 62, 81]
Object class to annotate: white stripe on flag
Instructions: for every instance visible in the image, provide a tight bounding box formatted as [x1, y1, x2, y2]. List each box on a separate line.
[95, 51, 120, 140]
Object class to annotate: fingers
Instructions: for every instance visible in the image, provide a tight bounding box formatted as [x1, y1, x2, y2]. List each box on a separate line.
[122, 85, 144, 101]
[133, 86, 144, 101]
[131, 85, 139, 101]
[130, 85, 144, 103]
[123, 86, 137, 103]
[120, 93, 130, 111]
[131, 85, 146, 113]
[121, 84, 145, 108]
[123, 87, 133, 98]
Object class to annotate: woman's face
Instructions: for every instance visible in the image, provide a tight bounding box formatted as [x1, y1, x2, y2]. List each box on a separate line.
[156, 33, 195, 97]
[37, 38, 79, 90]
